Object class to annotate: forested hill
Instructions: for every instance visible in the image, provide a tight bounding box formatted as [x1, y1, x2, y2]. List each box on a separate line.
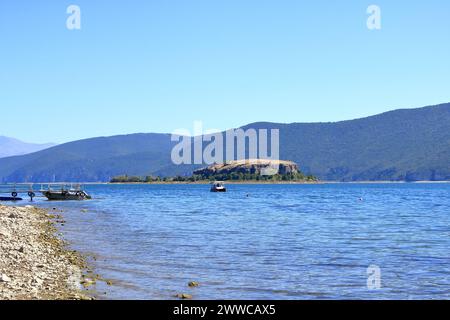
[0, 103, 449, 182]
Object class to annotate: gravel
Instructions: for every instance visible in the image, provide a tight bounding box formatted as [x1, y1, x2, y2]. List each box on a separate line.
[0, 204, 91, 300]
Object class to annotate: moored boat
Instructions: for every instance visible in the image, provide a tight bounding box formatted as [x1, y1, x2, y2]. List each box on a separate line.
[40, 184, 91, 201]
[210, 181, 226, 192]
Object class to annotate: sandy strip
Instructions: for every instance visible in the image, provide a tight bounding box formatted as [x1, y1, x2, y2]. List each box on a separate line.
[0, 204, 90, 300]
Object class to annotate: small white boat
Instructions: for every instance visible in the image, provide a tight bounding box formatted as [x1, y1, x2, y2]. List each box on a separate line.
[210, 181, 226, 192]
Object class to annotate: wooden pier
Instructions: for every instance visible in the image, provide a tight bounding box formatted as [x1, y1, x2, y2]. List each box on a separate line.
[0, 183, 86, 202]
[0, 184, 35, 201]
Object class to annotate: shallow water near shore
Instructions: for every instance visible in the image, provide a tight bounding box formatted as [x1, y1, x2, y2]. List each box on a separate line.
[13, 183, 450, 299]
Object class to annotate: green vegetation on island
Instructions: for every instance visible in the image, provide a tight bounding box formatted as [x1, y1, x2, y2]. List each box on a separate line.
[110, 172, 317, 183]
[110, 160, 317, 183]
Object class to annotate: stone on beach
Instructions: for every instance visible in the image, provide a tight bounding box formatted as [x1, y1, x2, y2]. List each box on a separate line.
[175, 293, 193, 299]
[80, 278, 96, 288]
[1, 274, 12, 282]
[8, 212, 19, 219]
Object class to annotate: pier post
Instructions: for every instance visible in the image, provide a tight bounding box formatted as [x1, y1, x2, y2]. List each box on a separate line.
[28, 191, 35, 202]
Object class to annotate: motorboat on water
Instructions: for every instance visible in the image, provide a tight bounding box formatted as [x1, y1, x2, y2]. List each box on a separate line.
[41, 184, 91, 200]
[210, 181, 226, 192]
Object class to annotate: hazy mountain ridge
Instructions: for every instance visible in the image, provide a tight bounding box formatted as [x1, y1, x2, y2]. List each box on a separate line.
[0, 136, 56, 158]
[0, 103, 449, 182]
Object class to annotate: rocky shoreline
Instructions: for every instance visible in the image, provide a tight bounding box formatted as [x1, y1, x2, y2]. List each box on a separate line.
[0, 204, 89, 300]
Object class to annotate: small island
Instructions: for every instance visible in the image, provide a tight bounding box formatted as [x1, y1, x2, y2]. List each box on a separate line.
[110, 159, 317, 183]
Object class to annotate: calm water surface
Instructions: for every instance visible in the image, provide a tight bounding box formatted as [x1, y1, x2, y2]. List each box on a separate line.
[28, 184, 450, 299]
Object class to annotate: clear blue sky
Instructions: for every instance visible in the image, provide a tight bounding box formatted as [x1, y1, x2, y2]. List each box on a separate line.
[1, 0, 449, 143]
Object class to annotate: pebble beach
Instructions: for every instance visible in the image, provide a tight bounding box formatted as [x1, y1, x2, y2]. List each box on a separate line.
[0, 204, 89, 300]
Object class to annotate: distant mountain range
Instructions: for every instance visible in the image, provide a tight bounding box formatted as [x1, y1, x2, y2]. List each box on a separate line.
[0, 103, 449, 182]
[0, 136, 55, 158]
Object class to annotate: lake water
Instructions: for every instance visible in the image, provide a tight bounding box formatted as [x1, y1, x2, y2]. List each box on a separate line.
[22, 183, 450, 299]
